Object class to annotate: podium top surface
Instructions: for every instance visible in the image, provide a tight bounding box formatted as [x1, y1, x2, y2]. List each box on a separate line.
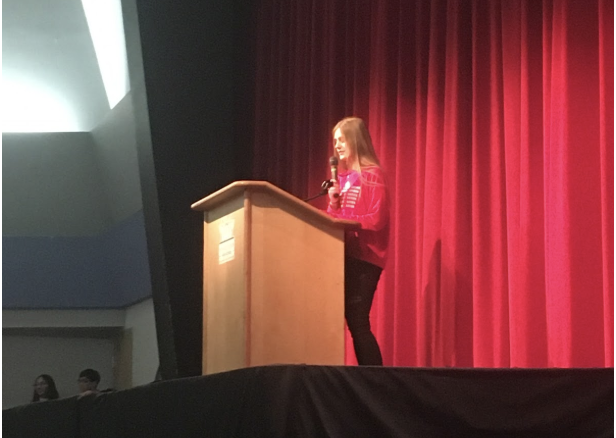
[191, 180, 360, 230]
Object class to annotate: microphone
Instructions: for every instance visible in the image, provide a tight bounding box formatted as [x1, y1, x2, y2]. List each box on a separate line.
[329, 156, 339, 181]
[329, 156, 339, 199]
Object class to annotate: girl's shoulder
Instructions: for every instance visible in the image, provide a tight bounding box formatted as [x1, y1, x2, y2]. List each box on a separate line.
[360, 165, 386, 183]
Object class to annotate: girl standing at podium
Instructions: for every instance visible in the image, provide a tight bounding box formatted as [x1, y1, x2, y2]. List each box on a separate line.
[326, 117, 390, 366]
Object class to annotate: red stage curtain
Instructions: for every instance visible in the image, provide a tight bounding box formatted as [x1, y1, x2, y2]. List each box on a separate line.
[252, 0, 613, 368]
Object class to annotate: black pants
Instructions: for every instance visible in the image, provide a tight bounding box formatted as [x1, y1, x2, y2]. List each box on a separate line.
[345, 257, 383, 366]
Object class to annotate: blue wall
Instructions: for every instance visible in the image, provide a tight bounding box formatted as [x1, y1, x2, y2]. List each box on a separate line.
[2, 211, 151, 308]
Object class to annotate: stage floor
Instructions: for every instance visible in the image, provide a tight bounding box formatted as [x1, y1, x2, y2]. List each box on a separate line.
[3, 365, 613, 438]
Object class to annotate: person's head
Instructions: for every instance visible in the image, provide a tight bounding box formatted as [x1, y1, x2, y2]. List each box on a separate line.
[32, 374, 59, 402]
[77, 369, 100, 393]
[332, 117, 380, 172]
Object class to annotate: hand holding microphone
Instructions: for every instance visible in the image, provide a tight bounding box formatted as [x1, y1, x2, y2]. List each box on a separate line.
[328, 156, 341, 208]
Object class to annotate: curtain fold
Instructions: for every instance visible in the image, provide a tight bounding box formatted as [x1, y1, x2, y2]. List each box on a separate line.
[253, 0, 613, 368]
[598, 0, 614, 365]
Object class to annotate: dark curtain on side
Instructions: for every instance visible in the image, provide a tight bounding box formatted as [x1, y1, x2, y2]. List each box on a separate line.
[252, 0, 614, 368]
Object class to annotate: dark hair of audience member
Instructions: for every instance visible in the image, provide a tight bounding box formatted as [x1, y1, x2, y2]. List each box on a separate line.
[78, 368, 101, 385]
[32, 374, 60, 402]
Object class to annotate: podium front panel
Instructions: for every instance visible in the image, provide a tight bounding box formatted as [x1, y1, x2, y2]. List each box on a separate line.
[246, 190, 345, 367]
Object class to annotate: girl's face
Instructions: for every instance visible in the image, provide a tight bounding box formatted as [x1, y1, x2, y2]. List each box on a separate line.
[334, 128, 353, 165]
[34, 377, 49, 396]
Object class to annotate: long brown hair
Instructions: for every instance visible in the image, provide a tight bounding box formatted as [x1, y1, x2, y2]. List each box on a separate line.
[32, 374, 60, 402]
[332, 117, 380, 172]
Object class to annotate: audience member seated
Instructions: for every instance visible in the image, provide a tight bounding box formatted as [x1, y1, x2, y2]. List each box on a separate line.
[77, 369, 101, 398]
[31, 374, 60, 402]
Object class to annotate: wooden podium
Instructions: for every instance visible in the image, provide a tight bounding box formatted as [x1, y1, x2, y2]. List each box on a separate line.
[191, 181, 359, 375]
